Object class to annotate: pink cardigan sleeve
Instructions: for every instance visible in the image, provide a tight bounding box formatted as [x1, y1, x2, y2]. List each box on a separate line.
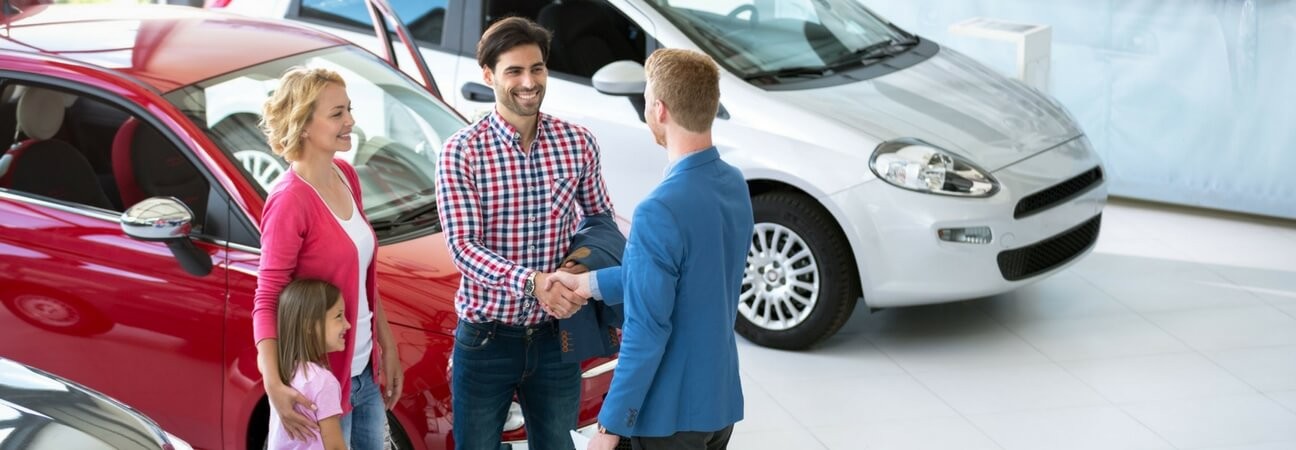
[252, 187, 307, 344]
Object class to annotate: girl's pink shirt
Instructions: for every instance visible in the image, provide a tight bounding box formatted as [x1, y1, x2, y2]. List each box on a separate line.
[267, 363, 343, 450]
[252, 159, 380, 412]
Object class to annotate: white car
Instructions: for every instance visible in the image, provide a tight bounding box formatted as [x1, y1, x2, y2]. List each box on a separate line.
[224, 0, 1107, 350]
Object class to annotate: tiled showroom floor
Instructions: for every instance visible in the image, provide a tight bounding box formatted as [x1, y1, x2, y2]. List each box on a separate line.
[729, 199, 1296, 450]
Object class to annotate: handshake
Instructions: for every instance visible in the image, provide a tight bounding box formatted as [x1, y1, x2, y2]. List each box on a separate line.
[535, 260, 594, 319]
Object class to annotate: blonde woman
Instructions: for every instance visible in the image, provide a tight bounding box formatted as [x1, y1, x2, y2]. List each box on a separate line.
[253, 67, 401, 450]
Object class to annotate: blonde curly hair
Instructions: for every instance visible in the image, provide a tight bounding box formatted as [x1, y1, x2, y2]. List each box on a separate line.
[259, 67, 347, 162]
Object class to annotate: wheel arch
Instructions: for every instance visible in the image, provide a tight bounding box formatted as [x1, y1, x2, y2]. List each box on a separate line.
[745, 176, 869, 306]
[246, 396, 270, 450]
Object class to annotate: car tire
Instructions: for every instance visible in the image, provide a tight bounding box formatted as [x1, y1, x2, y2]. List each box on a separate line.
[387, 413, 414, 450]
[735, 191, 859, 350]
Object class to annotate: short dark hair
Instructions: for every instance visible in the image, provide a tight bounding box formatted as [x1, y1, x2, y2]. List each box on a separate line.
[477, 16, 551, 70]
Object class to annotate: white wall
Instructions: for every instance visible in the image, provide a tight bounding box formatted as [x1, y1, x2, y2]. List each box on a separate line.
[867, 0, 1296, 219]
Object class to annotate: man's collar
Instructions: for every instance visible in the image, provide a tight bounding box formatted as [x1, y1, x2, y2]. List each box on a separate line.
[665, 146, 719, 176]
[486, 109, 546, 145]
[486, 109, 519, 142]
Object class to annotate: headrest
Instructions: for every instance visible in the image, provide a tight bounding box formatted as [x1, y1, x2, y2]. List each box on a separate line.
[16, 87, 73, 141]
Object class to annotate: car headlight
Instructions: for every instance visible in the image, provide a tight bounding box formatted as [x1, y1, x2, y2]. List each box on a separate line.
[869, 138, 998, 197]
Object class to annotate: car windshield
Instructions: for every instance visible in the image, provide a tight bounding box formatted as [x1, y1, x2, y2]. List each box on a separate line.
[644, 0, 911, 81]
[164, 46, 464, 241]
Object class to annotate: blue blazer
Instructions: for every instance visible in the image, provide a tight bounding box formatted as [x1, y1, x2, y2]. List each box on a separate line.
[594, 147, 753, 437]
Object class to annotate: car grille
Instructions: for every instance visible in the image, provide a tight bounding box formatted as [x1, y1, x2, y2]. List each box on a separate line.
[1014, 167, 1104, 219]
[997, 214, 1101, 281]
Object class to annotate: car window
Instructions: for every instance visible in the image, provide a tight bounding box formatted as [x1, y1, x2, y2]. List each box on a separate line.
[0, 82, 213, 234]
[482, 0, 648, 79]
[164, 46, 466, 242]
[391, 0, 448, 46]
[299, 0, 448, 46]
[299, 0, 373, 31]
[644, 0, 907, 81]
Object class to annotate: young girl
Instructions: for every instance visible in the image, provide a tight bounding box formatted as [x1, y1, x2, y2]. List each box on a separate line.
[268, 279, 351, 450]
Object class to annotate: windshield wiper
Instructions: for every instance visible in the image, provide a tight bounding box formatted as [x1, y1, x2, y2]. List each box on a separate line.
[371, 201, 440, 232]
[741, 65, 836, 82]
[743, 38, 919, 83]
[829, 38, 917, 68]
[369, 188, 439, 232]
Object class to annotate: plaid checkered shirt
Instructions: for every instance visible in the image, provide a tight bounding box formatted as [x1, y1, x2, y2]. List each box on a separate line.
[436, 110, 615, 325]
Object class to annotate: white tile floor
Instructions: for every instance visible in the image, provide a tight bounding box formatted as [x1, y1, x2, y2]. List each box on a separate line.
[730, 199, 1296, 450]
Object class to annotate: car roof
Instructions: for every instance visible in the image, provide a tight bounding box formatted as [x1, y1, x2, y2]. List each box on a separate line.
[0, 4, 349, 92]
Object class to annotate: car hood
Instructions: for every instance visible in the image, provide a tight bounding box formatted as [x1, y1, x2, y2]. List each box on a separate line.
[0, 358, 172, 450]
[773, 47, 1081, 171]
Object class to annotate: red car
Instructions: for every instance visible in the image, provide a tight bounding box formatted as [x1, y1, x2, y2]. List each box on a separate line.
[0, 3, 614, 449]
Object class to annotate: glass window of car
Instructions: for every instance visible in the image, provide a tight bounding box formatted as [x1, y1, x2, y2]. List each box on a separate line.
[0, 82, 213, 234]
[164, 46, 466, 242]
[299, 0, 373, 30]
[391, 0, 448, 46]
[644, 0, 910, 81]
[299, 0, 448, 46]
[483, 0, 648, 79]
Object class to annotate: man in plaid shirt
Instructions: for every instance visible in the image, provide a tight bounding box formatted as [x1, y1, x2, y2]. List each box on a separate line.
[435, 17, 616, 450]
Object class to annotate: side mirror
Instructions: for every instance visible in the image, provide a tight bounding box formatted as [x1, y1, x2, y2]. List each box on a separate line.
[121, 197, 212, 277]
[592, 60, 646, 96]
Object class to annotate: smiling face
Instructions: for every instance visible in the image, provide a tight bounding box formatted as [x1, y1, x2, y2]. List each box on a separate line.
[323, 295, 350, 353]
[302, 82, 354, 155]
[484, 43, 547, 120]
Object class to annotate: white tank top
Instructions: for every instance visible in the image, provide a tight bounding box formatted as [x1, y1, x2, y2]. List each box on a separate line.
[323, 167, 375, 377]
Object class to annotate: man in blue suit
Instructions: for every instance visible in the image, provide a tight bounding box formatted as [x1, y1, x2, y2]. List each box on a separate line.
[548, 48, 753, 450]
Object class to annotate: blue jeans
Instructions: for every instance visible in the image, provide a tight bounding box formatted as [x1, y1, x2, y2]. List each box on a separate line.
[452, 319, 581, 450]
[341, 361, 387, 450]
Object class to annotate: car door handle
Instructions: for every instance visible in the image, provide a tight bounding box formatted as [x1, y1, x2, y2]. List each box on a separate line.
[461, 82, 495, 102]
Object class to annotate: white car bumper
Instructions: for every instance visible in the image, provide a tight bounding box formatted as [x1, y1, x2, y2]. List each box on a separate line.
[835, 136, 1107, 307]
[502, 423, 601, 450]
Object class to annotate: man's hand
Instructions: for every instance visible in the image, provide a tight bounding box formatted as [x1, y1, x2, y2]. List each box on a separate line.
[545, 271, 591, 299]
[561, 248, 592, 274]
[535, 271, 586, 319]
[588, 430, 620, 450]
[560, 259, 589, 274]
[266, 382, 317, 441]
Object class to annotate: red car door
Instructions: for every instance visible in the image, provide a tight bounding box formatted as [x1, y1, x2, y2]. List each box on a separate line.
[0, 80, 229, 448]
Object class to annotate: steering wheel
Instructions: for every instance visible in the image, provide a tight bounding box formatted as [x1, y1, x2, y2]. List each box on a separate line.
[726, 4, 759, 26]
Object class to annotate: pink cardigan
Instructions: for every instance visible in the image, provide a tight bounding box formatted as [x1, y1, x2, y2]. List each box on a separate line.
[252, 159, 379, 413]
